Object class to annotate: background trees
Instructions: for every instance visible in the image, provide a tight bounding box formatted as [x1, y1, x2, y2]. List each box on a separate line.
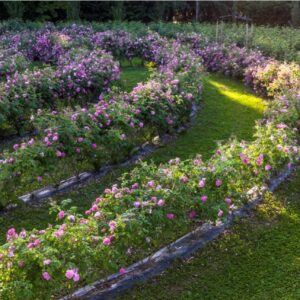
[0, 1, 298, 27]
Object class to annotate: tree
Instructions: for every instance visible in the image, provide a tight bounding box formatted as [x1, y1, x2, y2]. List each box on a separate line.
[3, 1, 25, 19]
[111, 1, 126, 21]
[195, 1, 200, 22]
[291, 1, 300, 27]
[67, 1, 80, 20]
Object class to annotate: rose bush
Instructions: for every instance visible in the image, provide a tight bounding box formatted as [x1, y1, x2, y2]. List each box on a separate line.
[0, 48, 120, 134]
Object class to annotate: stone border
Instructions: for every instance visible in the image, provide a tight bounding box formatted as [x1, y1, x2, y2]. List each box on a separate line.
[18, 103, 199, 204]
[61, 166, 293, 300]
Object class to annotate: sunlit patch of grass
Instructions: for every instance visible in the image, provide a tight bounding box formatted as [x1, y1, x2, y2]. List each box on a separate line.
[208, 79, 266, 112]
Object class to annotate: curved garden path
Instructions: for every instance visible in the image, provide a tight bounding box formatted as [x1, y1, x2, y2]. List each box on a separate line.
[0, 72, 266, 247]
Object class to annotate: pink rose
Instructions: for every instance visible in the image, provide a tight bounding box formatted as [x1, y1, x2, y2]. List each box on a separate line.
[43, 259, 52, 266]
[215, 179, 222, 187]
[167, 213, 174, 220]
[58, 211, 65, 219]
[225, 198, 232, 205]
[265, 164, 272, 171]
[133, 201, 141, 208]
[65, 269, 75, 280]
[42, 272, 51, 281]
[217, 209, 224, 218]
[201, 195, 208, 202]
[73, 272, 80, 282]
[157, 199, 165, 207]
[198, 178, 205, 188]
[103, 237, 111, 246]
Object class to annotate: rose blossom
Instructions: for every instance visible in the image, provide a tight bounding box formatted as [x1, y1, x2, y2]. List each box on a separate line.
[265, 164, 272, 171]
[198, 178, 205, 188]
[201, 195, 208, 202]
[217, 209, 224, 218]
[215, 179, 222, 187]
[167, 213, 174, 220]
[157, 199, 165, 207]
[43, 259, 52, 266]
[42, 272, 51, 281]
[103, 237, 111, 246]
[58, 211, 65, 219]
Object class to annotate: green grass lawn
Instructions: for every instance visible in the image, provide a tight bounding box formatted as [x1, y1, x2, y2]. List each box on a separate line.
[116, 65, 150, 92]
[119, 167, 300, 300]
[0, 72, 266, 248]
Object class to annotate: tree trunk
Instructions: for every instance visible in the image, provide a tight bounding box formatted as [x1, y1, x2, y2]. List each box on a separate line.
[195, 1, 200, 22]
[67, 1, 80, 20]
[112, 1, 125, 22]
[291, 1, 300, 27]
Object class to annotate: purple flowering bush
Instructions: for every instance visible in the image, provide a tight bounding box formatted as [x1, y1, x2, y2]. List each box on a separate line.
[92, 30, 166, 63]
[183, 33, 299, 98]
[195, 42, 266, 79]
[0, 49, 29, 77]
[92, 30, 135, 61]
[26, 30, 65, 64]
[0, 49, 120, 134]
[56, 48, 120, 100]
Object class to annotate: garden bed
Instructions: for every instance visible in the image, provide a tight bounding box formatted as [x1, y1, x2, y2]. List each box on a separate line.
[0, 24, 299, 300]
[62, 165, 293, 300]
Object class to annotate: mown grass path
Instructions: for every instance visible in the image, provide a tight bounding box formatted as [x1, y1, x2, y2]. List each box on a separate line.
[0, 73, 266, 246]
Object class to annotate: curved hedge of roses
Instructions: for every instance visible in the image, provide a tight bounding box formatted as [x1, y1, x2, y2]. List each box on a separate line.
[177, 33, 300, 97]
[0, 32, 202, 206]
[0, 28, 299, 299]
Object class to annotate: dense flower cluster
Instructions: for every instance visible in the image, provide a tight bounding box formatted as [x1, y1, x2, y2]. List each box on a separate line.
[178, 33, 300, 98]
[0, 49, 29, 76]
[244, 60, 300, 97]
[26, 30, 64, 64]
[0, 48, 120, 133]
[92, 30, 166, 62]
[56, 48, 120, 100]
[188, 39, 267, 79]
